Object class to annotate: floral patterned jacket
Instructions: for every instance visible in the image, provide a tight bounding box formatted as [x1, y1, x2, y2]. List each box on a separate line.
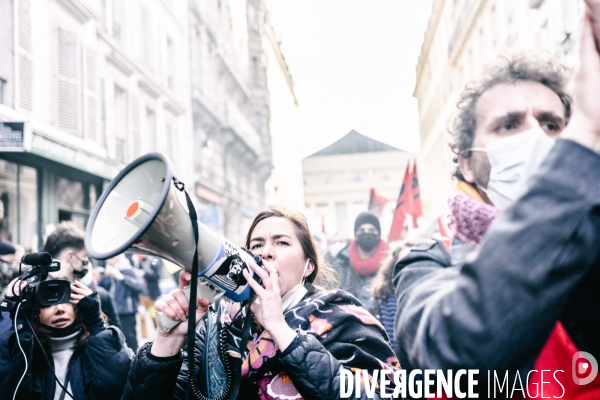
[122, 288, 400, 400]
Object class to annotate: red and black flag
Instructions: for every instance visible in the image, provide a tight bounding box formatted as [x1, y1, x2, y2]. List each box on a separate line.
[389, 164, 413, 242]
[368, 188, 388, 217]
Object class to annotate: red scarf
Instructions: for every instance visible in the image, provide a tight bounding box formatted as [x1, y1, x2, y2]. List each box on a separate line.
[348, 239, 387, 276]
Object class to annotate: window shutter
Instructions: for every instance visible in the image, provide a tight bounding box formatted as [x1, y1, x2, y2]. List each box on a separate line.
[114, 86, 127, 162]
[112, 0, 125, 43]
[166, 122, 172, 159]
[140, 7, 153, 72]
[132, 97, 140, 157]
[17, 0, 33, 112]
[86, 50, 97, 140]
[87, 96, 97, 140]
[57, 27, 81, 136]
[146, 108, 155, 151]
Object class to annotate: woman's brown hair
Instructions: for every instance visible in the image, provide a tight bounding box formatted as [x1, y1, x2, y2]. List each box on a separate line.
[244, 207, 339, 291]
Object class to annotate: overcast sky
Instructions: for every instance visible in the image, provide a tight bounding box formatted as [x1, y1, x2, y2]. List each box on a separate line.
[268, 0, 435, 158]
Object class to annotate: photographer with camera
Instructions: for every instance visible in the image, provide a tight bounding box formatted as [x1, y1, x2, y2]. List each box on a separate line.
[0, 269, 134, 400]
[43, 222, 122, 328]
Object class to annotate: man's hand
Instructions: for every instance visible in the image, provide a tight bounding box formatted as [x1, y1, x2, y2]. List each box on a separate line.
[588, 0, 600, 50]
[104, 263, 124, 281]
[562, 1, 600, 153]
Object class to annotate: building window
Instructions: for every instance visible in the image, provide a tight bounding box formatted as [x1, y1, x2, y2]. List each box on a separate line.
[140, 7, 153, 72]
[0, 161, 38, 250]
[167, 37, 175, 90]
[114, 85, 127, 162]
[0, 78, 6, 105]
[112, 0, 125, 43]
[252, 57, 259, 86]
[146, 108, 155, 151]
[57, 177, 91, 231]
[86, 50, 97, 140]
[165, 118, 178, 164]
[131, 97, 140, 158]
[192, 29, 202, 92]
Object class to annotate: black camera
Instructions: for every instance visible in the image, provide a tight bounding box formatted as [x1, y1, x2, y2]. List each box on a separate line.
[5, 252, 71, 309]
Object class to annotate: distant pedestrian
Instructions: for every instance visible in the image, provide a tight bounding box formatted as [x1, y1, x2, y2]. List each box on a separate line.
[139, 256, 162, 338]
[100, 254, 145, 351]
[333, 212, 387, 310]
[0, 240, 18, 298]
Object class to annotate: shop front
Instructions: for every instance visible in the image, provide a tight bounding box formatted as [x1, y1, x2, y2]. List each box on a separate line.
[0, 120, 118, 251]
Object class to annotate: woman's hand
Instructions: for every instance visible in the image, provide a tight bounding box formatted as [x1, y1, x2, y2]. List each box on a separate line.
[243, 261, 297, 351]
[70, 281, 93, 305]
[151, 271, 210, 357]
[5, 278, 27, 297]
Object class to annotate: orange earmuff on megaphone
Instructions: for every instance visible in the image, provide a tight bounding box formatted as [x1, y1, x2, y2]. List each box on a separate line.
[85, 153, 259, 332]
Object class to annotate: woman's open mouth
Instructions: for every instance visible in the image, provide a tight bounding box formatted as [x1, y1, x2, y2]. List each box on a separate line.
[52, 318, 71, 328]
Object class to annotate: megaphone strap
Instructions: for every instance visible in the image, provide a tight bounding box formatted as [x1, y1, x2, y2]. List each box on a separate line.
[171, 180, 204, 400]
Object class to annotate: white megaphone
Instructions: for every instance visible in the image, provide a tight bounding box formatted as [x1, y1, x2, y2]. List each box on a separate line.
[85, 153, 259, 332]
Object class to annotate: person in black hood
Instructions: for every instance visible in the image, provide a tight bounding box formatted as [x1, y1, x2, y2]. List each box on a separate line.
[333, 211, 387, 311]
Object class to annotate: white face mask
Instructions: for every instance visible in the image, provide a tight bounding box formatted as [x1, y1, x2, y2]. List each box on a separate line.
[280, 259, 311, 312]
[469, 127, 555, 210]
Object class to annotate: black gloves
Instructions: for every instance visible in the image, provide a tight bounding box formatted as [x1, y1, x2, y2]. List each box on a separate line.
[76, 292, 105, 335]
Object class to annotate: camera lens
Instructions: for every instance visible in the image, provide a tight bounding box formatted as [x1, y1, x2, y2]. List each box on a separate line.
[37, 280, 71, 307]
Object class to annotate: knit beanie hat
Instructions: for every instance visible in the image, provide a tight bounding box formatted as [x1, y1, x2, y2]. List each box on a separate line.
[0, 240, 16, 256]
[354, 212, 381, 236]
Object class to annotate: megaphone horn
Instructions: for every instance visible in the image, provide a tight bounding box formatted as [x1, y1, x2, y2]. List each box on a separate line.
[85, 153, 258, 331]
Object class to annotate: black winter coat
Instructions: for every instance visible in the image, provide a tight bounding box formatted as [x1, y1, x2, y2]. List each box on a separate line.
[0, 293, 134, 400]
[122, 290, 399, 400]
[333, 245, 378, 311]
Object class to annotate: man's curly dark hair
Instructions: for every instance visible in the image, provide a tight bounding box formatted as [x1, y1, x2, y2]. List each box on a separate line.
[450, 54, 573, 181]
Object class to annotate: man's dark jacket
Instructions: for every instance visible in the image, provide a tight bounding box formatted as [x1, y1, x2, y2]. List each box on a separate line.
[393, 139, 600, 374]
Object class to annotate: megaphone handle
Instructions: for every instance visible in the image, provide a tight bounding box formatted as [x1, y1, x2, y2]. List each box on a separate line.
[156, 285, 192, 333]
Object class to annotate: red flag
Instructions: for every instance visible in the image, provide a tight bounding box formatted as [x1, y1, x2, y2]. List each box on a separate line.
[368, 188, 388, 217]
[411, 163, 423, 227]
[389, 164, 413, 242]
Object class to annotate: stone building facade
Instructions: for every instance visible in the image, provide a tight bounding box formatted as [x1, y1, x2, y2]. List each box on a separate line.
[0, 0, 291, 249]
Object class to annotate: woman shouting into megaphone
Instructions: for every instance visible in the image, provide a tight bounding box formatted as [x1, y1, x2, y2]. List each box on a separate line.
[121, 207, 399, 400]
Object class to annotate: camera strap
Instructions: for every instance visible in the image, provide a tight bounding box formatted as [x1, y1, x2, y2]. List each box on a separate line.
[58, 367, 72, 400]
